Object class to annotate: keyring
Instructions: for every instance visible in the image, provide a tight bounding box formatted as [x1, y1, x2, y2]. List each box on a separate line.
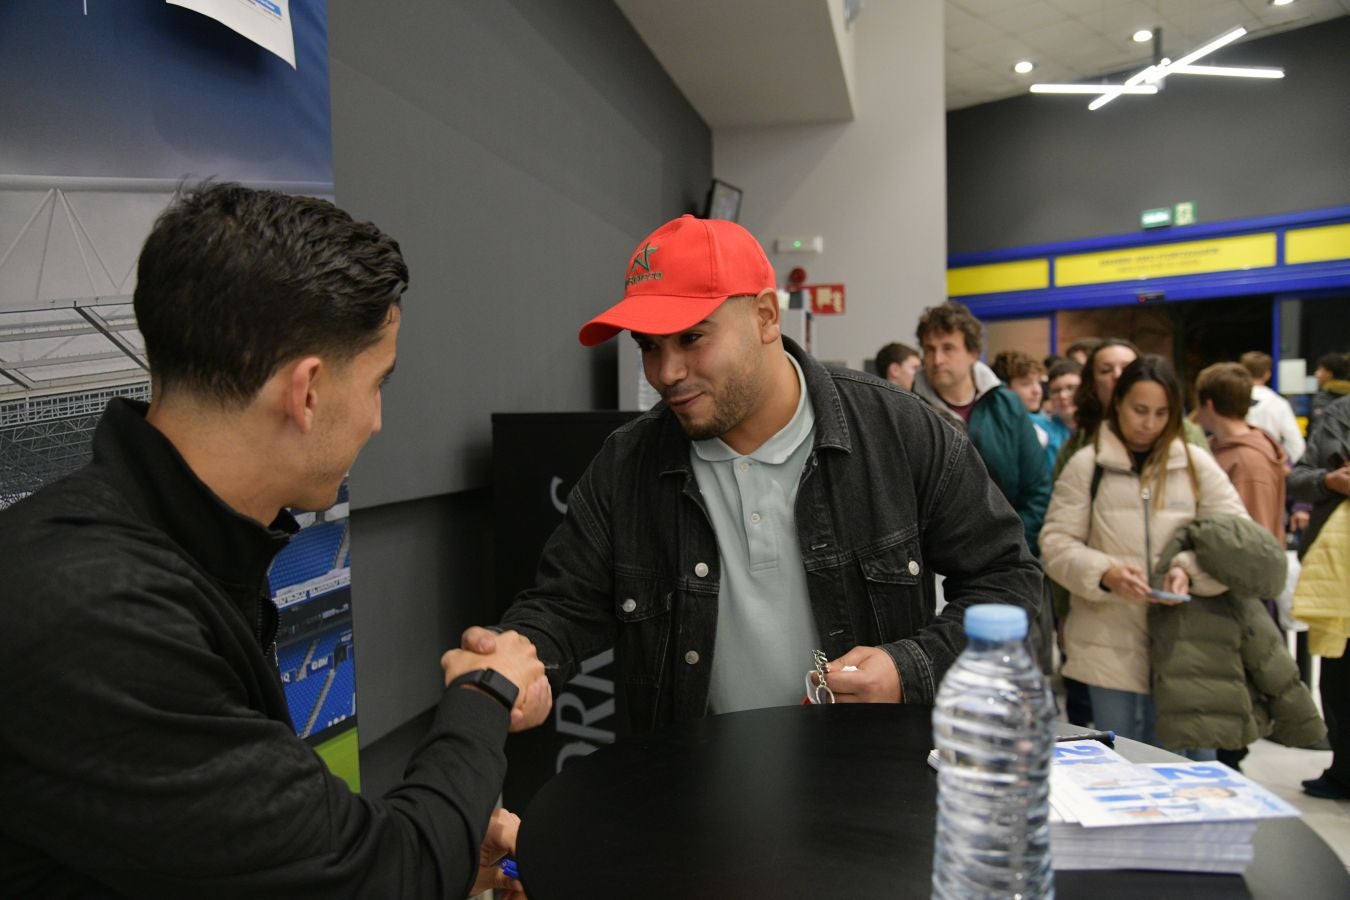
[809, 649, 835, 704]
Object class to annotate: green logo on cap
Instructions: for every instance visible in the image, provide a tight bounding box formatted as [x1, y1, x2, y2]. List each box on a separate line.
[626, 242, 663, 286]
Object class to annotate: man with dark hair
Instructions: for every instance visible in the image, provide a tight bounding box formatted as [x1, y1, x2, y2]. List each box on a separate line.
[0, 184, 549, 897]
[1240, 350, 1304, 464]
[874, 341, 921, 391]
[1310, 352, 1350, 439]
[911, 301, 1051, 556]
[470, 215, 1042, 730]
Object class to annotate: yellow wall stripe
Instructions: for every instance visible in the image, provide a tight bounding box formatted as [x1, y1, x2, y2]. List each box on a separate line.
[947, 258, 1050, 296]
[1286, 223, 1350, 265]
[1055, 233, 1276, 287]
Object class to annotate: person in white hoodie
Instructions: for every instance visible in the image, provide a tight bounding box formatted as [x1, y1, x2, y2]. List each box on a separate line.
[1240, 351, 1304, 464]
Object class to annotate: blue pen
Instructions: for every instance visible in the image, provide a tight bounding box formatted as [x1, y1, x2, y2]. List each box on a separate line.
[500, 858, 519, 881]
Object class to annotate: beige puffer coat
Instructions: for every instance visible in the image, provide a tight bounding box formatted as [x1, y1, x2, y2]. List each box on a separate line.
[1042, 426, 1248, 694]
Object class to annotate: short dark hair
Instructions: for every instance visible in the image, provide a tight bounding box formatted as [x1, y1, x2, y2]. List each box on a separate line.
[1046, 358, 1082, 383]
[990, 350, 1044, 383]
[875, 342, 918, 377]
[1066, 337, 1103, 360]
[134, 183, 408, 405]
[1196, 362, 1253, 419]
[1239, 351, 1272, 380]
[1316, 352, 1350, 381]
[916, 301, 983, 354]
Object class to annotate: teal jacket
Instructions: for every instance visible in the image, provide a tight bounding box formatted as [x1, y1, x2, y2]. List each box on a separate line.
[913, 362, 1051, 555]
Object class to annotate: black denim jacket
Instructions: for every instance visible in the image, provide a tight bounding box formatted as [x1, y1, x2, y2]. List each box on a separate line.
[502, 338, 1043, 731]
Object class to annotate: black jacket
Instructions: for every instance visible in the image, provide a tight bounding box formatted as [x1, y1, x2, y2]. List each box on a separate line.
[0, 399, 507, 899]
[501, 339, 1043, 730]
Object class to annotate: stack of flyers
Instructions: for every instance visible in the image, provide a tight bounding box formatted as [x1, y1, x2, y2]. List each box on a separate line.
[1049, 739, 1299, 873]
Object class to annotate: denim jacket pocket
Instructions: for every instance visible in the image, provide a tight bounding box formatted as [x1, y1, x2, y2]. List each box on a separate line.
[857, 537, 924, 640]
[613, 571, 673, 688]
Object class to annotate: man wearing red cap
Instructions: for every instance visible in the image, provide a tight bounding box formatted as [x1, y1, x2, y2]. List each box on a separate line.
[470, 215, 1042, 728]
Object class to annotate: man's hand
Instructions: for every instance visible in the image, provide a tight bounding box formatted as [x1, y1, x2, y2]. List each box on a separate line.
[1325, 466, 1350, 497]
[821, 646, 902, 703]
[470, 808, 526, 899]
[1101, 563, 1152, 603]
[461, 625, 500, 655]
[512, 674, 553, 732]
[442, 630, 550, 730]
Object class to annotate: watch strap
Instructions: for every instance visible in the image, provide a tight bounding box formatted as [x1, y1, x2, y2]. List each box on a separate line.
[448, 668, 519, 711]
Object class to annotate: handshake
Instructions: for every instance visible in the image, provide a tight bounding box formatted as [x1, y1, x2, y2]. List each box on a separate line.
[442, 626, 553, 732]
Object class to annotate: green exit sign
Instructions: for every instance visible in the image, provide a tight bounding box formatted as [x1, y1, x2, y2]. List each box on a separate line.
[1141, 207, 1173, 229]
[1141, 201, 1197, 230]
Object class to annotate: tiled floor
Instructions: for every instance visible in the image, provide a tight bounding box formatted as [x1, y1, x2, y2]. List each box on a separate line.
[1243, 737, 1350, 871]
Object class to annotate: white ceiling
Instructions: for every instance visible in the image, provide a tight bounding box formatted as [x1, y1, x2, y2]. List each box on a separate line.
[613, 0, 858, 127]
[615, 0, 1349, 124]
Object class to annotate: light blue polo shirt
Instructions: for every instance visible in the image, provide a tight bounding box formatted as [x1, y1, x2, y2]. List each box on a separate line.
[691, 353, 819, 714]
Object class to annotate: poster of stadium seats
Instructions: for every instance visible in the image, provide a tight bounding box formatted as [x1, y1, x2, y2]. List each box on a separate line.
[270, 479, 358, 745]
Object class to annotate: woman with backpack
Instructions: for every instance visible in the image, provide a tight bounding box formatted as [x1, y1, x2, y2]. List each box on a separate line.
[1041, 356, 1248, 751]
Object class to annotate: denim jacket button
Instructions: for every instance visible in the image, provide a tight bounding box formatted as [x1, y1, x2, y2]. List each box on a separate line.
[694, 562, 709, 577]
[621, 598, 637, 613]
[908, 560, 920, 576]
[684, 650, 700, 665]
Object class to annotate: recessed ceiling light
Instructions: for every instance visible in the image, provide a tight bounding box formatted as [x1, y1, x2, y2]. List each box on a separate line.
[1013, 60, 1035, 75]
[1270, 0, 1295, 7]
[1133, 29, 1154, 43]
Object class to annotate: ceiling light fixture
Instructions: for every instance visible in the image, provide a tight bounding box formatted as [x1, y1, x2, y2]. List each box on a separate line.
[1013, 60, 1035, 75]
[1030, 25, 1284, 111]
[1270, 0, 1295, 7]
[1133, 29, 1154, 42]
[1029, 84, 1158, 95]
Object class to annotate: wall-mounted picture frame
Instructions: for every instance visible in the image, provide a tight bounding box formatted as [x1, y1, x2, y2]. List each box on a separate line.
[705, 178, 743, 222]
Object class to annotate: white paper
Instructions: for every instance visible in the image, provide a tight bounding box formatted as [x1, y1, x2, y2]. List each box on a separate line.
[168, 0, 296, 68]
[1278, 357, 1308, 394]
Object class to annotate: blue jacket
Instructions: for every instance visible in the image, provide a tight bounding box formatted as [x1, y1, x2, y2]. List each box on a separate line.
[500, 338, 1043, 732]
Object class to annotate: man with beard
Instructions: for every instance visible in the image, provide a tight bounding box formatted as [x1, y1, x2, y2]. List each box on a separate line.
[470, 215, 1042, 732]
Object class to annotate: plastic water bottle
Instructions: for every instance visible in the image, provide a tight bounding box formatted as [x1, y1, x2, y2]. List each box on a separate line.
[932, 604, 1056, 899]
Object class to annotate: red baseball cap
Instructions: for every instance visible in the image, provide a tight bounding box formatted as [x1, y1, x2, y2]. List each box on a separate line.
[578, 214, 777, 346]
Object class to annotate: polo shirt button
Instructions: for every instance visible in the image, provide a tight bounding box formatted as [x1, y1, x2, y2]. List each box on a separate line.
[685, 650, 700, 665]
[908, 560, 920, 576]
[749, 512, 761, 524]
[621, 598, 637, 613]
[694, 562, 709, 577]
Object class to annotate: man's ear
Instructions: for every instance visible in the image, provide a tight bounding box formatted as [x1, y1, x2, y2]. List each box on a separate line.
[282, 356, 324, 434]
[885, 362, 901, 382]
[753, 288, 781, 343]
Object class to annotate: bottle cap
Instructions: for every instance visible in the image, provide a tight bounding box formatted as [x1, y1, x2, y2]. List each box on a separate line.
[963, 604, 1028, 641]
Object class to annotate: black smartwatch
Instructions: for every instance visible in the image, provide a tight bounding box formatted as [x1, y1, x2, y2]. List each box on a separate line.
[448, 668, 519, 711]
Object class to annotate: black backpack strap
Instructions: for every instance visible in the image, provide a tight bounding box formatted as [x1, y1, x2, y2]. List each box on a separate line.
[1089, 462, 1105, 505]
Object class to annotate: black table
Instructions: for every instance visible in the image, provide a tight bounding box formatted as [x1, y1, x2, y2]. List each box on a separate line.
[517, 704, 1349, 899]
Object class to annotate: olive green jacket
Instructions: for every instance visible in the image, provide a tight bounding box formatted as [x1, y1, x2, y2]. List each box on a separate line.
[1148, 515, 1325, 751]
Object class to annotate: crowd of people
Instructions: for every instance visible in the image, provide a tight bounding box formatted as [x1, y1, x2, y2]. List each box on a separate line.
[877, 308, 1349, 799]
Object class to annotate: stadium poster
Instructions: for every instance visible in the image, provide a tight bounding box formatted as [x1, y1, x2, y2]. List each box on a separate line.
[0, 5, 354, 784]
[271, 479, 360, 788]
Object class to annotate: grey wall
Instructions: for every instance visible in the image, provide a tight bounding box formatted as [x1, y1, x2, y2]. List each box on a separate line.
[947, 16, 1350, 256]
[327, 0, 711, 754]
[331, 0, 710, 507]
